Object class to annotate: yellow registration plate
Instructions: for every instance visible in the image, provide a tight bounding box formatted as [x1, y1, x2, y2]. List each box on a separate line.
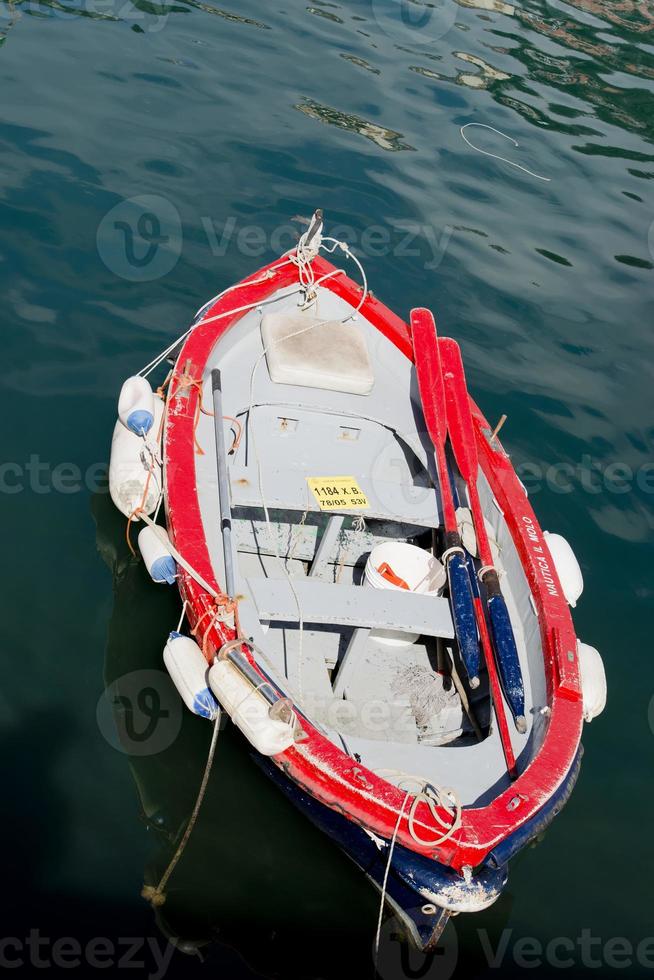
[306, 476, 370, 512]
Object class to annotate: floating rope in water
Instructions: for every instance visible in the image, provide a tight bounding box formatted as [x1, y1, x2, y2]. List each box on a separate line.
[142, 712, 222, 907]
[460, 123, 551, 182]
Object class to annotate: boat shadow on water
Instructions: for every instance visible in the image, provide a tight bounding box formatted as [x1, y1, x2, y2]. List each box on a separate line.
[93, 488, 387, 976]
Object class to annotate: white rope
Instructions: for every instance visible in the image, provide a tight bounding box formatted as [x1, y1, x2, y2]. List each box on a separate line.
[152, 492, 164, 524]
[139, 285, 306, 380]
[374, 770, 463, 846]
[137, 236, 368, 381]
[371, 769, 462, 961]
[320, 237, 369, 318]
[176, 599, 189, 633]
[460, 123, 551, 182]
[192, 256, 295, 322]
[138, 257, 294, 378]
[374, 789, 411, 968]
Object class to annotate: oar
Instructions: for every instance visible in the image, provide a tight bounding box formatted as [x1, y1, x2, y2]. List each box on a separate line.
[211, 369, 236, 597]
[410, 309, 480, 690]
[438, 337, 527, 735]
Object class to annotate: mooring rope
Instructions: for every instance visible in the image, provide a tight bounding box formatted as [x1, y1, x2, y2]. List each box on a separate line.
[372, 773, 462, 965]
[374, 790, 411, 967]
[142, 712, 222, 907]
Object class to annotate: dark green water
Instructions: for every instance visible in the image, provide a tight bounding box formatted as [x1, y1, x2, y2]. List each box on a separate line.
[1, 0, 653, 976]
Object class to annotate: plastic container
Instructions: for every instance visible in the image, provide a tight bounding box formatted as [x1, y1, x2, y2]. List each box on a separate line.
[118, 376, 155, 436]
[138, 524, 177, 585]
[109, 393, 164, 519]
[208, 659, 296, 755]
[364, 541, 446, 648]
[163, 632, 220, 720]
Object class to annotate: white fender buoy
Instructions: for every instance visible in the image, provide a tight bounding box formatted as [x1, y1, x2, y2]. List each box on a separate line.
[163, 633, 220, 720]
[576, 640, 607, 722]
[544, 532, 584, 607]
[208, 659, 295, 755]
[138, 525, 177, 584]
[109, 393, 164, 519]
[118, 376, 155, 436]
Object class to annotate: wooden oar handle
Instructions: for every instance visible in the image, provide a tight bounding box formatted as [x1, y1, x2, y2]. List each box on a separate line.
[480, 567, 501, 595]
[443, 529, 463, 551]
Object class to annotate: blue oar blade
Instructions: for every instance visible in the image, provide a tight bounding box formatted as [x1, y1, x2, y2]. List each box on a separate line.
[446, 552, 480, 688]
[487, 594, 526, 733]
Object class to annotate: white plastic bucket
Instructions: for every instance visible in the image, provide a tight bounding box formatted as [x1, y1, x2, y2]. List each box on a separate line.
[364, 542, 446, 648]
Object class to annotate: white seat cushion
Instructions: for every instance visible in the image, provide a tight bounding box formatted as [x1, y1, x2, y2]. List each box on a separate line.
[261, 312, 374, 395]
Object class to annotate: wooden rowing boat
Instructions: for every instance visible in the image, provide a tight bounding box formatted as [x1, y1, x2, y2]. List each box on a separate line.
[110, 213, 605, 950]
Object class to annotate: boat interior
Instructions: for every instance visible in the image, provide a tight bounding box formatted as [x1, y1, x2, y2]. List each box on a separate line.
[190, 284, 548, 806]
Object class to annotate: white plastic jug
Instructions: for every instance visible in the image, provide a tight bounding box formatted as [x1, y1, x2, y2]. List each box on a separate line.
[118, 376, 155, 436]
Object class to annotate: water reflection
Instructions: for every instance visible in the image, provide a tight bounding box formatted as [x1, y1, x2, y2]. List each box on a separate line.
[410, 49, 510, 89]
[0, 0, 19, 44]
[307, 4, 343, 25]
[457, 0, 515, 14]
[92, 490, 378, 973]
[295, 97, 415, 151]
[1, 0, 270, 32]
[340, 51, 380, 74]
